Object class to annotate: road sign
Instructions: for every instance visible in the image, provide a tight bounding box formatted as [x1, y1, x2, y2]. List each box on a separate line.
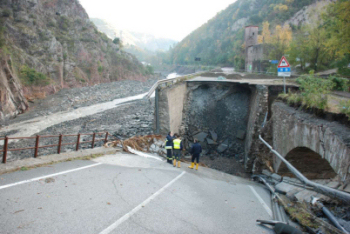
[278, 56, 290, 68]
[270, 60, 279, 64]
[278, 56, 291, 77]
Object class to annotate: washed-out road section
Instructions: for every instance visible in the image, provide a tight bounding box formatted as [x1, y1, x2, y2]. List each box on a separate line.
[0, 153, 273, 234]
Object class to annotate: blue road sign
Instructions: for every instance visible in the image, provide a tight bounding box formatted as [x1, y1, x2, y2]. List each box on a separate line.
[278, 67, 291, 72]
[270, 60, 279, 64]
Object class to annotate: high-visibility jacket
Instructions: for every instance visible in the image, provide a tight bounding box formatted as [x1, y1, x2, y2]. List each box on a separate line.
[165, 140, 173, 149]
[173, 139, 182, 150]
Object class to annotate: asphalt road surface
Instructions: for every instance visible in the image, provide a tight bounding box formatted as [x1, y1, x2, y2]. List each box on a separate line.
[0, 152, 274, 234]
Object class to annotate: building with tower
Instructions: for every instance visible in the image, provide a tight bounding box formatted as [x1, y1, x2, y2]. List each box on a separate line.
[244, 26, 265, 73]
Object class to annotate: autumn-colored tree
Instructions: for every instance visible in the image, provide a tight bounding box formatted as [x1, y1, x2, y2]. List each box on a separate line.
[262, 23, 292, 60]
[261, 21, 271, 43]
[323, 0, 350, 58]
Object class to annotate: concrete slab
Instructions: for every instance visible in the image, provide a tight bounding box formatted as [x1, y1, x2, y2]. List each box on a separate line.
[187, 76, 299, 87]
[193, 132, 208, 142]
[209, 130, 218, 141]
[217, 139, 229, 153]
[275, 182, 303, 194]
[294, 190, 330, 203]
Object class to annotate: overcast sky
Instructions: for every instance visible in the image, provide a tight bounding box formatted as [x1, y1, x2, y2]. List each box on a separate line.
[79, 0, 236, 41]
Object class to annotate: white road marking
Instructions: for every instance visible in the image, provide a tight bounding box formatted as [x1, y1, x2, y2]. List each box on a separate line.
[0, 162, 102, 190]
[99, 171, 186, 234]
[248, 185, 273, 217]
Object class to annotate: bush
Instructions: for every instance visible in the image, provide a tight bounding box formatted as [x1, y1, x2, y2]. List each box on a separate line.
[59, 16, 70, 31]
[19, 65, 50, 86]
[98, 61, 104, 73]
[113, 37, 123, 48]
[279, 73, 335, 110]
[47, 20, 56, 27]
[329, 76, 350, 91]
[295, 74, 335, 109]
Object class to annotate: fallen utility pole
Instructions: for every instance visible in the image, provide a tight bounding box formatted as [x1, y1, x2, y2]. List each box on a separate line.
[311, 196, 349, 234]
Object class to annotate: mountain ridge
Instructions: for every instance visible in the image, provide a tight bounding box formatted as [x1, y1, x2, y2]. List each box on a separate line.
[0, 0, 149, 121]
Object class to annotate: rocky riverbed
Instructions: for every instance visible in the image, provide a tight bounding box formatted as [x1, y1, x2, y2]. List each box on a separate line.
[0, 76, 161, 161]
[1, 77, 160, 127]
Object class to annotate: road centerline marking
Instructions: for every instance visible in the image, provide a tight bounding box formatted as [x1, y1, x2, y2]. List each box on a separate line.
[248, 185, 273, 217]
[0, 162, 102, 190]
[99, 171, 186, 234]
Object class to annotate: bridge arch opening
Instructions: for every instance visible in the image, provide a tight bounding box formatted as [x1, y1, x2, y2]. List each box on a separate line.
[278, 147, 337, 180]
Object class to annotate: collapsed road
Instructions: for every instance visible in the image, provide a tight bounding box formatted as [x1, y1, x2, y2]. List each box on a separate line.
[0, 152, 276, 234]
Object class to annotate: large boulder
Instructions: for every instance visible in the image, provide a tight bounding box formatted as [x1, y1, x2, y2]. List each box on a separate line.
[193, 132, 208, 142]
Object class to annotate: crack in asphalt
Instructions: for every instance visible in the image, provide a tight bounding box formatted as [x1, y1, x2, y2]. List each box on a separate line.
[112, 174, 131, 206]
[129, 216, 163, 234]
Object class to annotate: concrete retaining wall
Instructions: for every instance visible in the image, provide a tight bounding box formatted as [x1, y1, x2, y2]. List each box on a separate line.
[168, 83, 187, 134]
[156, 82, 187, 134]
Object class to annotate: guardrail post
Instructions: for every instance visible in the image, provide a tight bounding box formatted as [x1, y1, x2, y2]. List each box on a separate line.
[76, 134, 81, 151]
[91, 133, 96, 149]
[104, 132, 109, 144]
[58, 134, 63, 154]
[34, 135, 40, 158]
[3, 137, 8, 163]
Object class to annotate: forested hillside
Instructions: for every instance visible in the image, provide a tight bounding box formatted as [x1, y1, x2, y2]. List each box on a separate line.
[170, 0, 314, 66]
[169, 0, 349, 75]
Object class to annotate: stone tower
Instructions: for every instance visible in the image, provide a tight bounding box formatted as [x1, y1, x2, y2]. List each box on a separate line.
[245, 26, 259, 72]
[245, 26, 258, 47]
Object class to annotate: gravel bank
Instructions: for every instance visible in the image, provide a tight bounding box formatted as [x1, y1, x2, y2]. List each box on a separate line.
[1, 76, 160, 126]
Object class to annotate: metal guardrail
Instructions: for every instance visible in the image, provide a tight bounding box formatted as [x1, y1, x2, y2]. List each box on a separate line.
[0, 132, 109, 163]
[144, 71, 206, 99]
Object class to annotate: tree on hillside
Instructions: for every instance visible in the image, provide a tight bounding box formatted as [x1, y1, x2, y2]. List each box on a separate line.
[113, 37, 122, 48]
[288, 31, 310, 71]
[323, 0, 350, 75]
[262, 21, 271, 43]
[261, 22, 292, 60]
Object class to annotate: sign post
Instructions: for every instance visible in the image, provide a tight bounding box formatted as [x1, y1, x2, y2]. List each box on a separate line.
[277, 56, 291, 93]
